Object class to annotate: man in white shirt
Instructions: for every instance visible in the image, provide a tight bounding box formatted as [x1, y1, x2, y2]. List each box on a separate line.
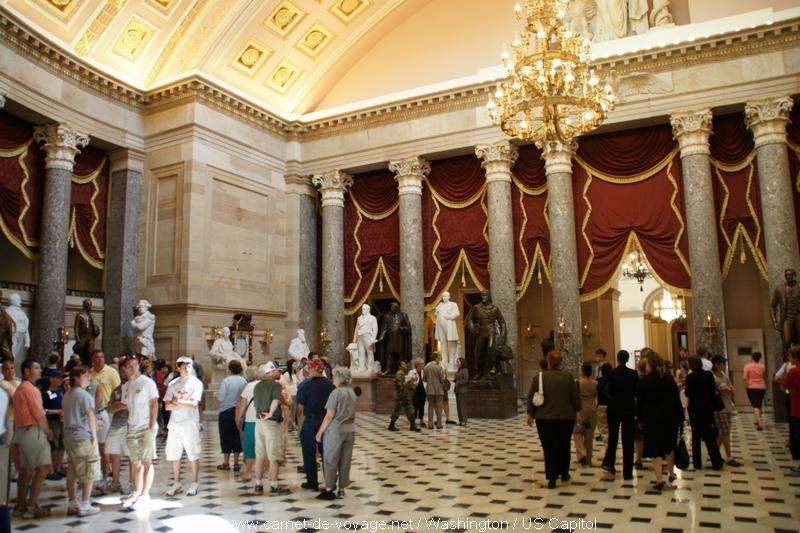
[698, 347, 713, 371]
[164, 356, 204, 497]
[120, 355, 159, 509]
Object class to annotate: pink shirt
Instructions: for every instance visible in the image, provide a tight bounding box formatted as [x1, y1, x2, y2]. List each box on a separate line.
[743, 362, 766, 390]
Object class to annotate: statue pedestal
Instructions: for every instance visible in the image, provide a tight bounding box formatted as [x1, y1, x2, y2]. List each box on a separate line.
[351, 375, 378, 412]
[466, 386, 518, 419]
[375, 376, 397, 414]
[204, 367, 227, 415]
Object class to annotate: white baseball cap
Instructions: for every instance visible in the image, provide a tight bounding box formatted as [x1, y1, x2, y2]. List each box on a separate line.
[260, 361, 279, 374]
[177, 356, 193, 365]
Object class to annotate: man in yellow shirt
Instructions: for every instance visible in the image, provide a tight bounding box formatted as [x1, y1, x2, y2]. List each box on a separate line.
[90, 350, 120, 493]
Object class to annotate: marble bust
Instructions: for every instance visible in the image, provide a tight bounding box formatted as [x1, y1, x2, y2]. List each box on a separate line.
[5, 293, 30, 362]
[288, 328, 310, 363]
[131, 299, 156, 358]
[209, 326, 244, 370]
[352, 304, 378, 373]
[435, 291, 460, 370]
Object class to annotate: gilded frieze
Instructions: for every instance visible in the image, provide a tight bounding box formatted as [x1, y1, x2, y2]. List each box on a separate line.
[265, 59, 302, 94]
[147, 0, 179, 16]
[295, 23, 334, 58]
[112, 16, 156, 61]
[74, 0, 127, 57]
[31, 0, 82, 23]
[264, 0, 306, 38]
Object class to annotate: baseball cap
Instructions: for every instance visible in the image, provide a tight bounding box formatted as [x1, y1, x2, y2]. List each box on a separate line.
[308, 359, 326, 373]
[261, 361, 280, 374]
[49, 370, 64, 379]
[177, 356, 193, 365]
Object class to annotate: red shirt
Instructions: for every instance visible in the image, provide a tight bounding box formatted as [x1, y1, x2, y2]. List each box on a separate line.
[782, 366, 800, 418]
[13, 380, 45, 429]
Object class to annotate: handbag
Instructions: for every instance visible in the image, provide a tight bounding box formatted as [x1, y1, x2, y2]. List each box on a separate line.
[712, 387, 725, 412]
[674, 425, 690, 470]
[532, 371, 545, 407]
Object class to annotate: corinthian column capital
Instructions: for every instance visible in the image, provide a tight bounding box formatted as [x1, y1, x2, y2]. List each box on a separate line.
[312, 170, 353, 208]
[745, 96, 794, 148]
[539, 139, 577, 175]
[33, 123, 90, 171]
[476, 141, 518, 183]
[389, 156, 430, 196]
[670, 110, 712, 157]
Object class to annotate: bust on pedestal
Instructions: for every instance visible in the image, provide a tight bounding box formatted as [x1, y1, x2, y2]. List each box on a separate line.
[288, 329, 310, 363]
[131, 299, 156, 358]
[435, 291, 460, 371]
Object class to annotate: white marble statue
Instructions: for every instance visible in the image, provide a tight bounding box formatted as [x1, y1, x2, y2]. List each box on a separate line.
[287, 328, 310, 363]
[352, 304, 378, 373]
[209, 326, 245, 370]
[131, 299, 156, 358]
[5, 293, 30, 362]
[587, 0, 673, 42]
[435, 291, 460, 371]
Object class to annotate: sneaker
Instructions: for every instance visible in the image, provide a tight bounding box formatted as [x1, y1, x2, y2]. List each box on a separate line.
[46, 473, 61, 481]
[187, 483, 199, 496]
[726, 458, 743, 467]
[91, 484, 106, 497]
[166, 482, 184, 496]
[317, 490, 336, 500]
[268, 485, 290, 496]
[67, 502, 80, 516]
[78, 504, 101, 517]
[123, 483, 135, 496]
[121, 493, 140, 509]
[301, 482, 319, 491]
[106, 481, 123, 493]
[253, 483, 263, 494]
[337, 489, 345, 498]
[240, 472, 252, 483]
[23, 506, 51, 519]
[133, 494, 151, 510]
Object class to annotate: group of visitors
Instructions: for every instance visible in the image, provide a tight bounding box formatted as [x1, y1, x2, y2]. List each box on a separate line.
[527, 344, 800, 489]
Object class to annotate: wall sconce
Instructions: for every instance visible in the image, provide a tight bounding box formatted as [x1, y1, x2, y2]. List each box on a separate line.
[525, 322, 539, 355]
[555, 316, 572, 352]
[320, 327, 331, 358]
[582, 321, 594, 345]
[702, 310, 718, 347]
[260, 329, 274, 355]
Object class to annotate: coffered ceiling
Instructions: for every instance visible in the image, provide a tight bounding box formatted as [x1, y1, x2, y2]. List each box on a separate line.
[5, 0, 431, 116]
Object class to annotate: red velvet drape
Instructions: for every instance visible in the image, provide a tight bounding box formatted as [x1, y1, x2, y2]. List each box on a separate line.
[343, 169, 400, 314]
[423, 155, 489, 305]
[70, 146, 109, 269]
[788, 101, 800, 249]
[512, 144, 550, 297]
[574, 124, 691, 298]
[709, 113, 767, 279]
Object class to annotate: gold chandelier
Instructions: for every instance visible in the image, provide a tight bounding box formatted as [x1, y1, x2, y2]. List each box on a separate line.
[487, 0, 615, 143]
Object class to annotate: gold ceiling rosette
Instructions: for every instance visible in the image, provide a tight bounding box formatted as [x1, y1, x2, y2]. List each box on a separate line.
[487, 0, 615, 143]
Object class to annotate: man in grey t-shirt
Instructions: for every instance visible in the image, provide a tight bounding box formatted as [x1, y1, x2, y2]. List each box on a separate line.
[62, 366, 101, 517]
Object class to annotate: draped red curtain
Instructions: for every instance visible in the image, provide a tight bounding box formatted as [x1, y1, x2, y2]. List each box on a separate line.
[512, 144, 550, 298]
[788, 101, 800, 249]
[423, 155, 489, 306]
[343, 169, 400, 314]
[0, 110, 109, 268]
[574, 124, 691, 298]
[709, 113, 767, 279]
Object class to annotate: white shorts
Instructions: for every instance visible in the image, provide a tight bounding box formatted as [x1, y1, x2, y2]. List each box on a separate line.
[105, 425, 129, 456]
[165, 422, 201, 462]
[96, 410, 111, 444]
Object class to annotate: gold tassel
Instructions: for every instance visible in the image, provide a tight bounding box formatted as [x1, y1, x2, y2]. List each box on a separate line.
[461, 259, 466, 287]
[378, 268, 384, 292]
[537, 261, 542, 285]
[739, 236, 746, 264]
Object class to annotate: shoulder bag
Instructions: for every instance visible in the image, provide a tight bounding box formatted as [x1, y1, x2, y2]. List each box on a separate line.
[532, 371, 545, 407]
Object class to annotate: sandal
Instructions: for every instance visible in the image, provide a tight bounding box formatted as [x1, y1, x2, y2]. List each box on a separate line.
[233, 464, 241, 472]
[216, 464, 231, 471]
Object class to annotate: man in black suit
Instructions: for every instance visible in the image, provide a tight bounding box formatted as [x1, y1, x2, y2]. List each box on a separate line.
[601, 350, 638, 480]
[684, 356, 724, 470]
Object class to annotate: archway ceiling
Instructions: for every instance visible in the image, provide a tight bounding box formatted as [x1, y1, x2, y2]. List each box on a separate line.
[5, 0, 433, 118]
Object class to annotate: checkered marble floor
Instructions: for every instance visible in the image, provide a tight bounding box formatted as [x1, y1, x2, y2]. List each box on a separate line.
[8, 403, 800, 533]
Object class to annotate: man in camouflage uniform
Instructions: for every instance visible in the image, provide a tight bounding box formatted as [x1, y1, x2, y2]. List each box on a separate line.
[388, 360, 420, 432]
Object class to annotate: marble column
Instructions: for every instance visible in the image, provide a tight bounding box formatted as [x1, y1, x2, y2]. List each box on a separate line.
[745, 97, 800, 367]
[31, 124, 89, 361]
[312, 170, 353, 365]
[286, 175, 319, 347]
[670, 110, 727, 357]
[541, 140, 582, 375]
[389, 156, 430, 359]
[476, 141, 519, 357]
[103, 148, 145, 357]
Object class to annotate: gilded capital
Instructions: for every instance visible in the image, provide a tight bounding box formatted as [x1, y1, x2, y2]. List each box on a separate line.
[312, 170, 353, 208]
[476, 141, 518, 183]
[670, 110, 712, 157]
[389, 156, 430, 196]
[539, 140, 577, 176]
[745, 96, 794, 148]
[33, 123, 89, 171]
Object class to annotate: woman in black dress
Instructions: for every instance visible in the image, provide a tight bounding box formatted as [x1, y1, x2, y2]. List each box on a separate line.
[637, 351, 684, 490]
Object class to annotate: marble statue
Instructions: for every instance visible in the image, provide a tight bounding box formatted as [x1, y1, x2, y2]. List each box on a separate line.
[376, 301, 412, 375]
[288, 328, 310, 363]
[74, 298, 100, 366]
[131, 299, 156, 358]
[573, 0, 673, 43]
[352, 304, 378, 373]
[209, 326, 245, 370]
[434, 291, 460, 370]
[0, 290, 15, 360]
[466, 291, 508, 380]
[771, 268, 800, 358]
[5, 293, 30, 362]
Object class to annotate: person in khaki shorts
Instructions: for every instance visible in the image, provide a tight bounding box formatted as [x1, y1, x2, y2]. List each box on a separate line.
[62, 366, 102, 516]
[164, 355, 204, 497]
[12, 359, 52, 519]
[253, 361, 289, 495]
[120, 355, 159, 509]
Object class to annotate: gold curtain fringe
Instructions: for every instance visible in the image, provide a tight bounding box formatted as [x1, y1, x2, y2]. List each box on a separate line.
[423, 176, 487, 209]
[720, 224, 768, 281]
[349, 194, 398, 220]
[511, 172, 547, 196]
[423, 249, 487, 312]
[344, 209, 364, 303]
[574, 146, 680, 184]
[68, 210, 104, 270]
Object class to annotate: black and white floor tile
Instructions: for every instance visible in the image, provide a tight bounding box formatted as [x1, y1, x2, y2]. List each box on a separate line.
[8, 404, 800, 532]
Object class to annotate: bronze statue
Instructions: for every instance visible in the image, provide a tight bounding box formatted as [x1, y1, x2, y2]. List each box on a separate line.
[0, 290, 14, 360]
[466, 290, 508, 380]
[73, 298, 100, 365]
[771, 268, 800, 357]
[376, 301, 412, 375]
